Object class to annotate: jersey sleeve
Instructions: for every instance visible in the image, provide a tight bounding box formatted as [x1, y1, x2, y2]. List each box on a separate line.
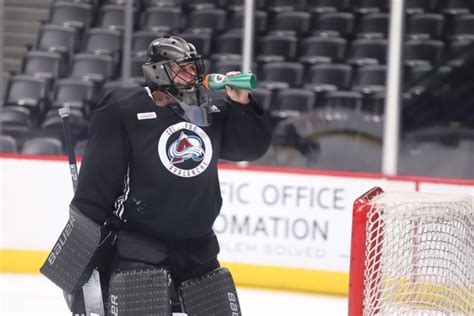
[220, 95, 272, 161]
[71, 92, 131, 224]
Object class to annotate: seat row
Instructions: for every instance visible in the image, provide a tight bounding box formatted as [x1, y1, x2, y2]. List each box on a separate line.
[28, 31, 449, 82]
[45, 2, 474, 38]
[53, 0, 474, 16]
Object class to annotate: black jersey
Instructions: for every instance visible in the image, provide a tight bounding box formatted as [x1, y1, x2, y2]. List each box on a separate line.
[71, 87, 271, 239]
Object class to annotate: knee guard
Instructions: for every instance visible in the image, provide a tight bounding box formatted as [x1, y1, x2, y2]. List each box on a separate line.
[107, 267, 172, 316]
[179, 267, 241, 316]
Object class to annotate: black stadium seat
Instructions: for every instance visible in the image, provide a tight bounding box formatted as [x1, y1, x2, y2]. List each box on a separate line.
[323, 90, 363, 110]
[299, 36, 347, 65]
[448, 39, 473, 56]
[98, 5, 130, 30]
[48, 2, 93, 30]
[141, 6, 183, 33]
[352, 64, 387, 94]
[186, 0, 223, 10]
[259, 62, 305, 90]
[266, 0, 307, 13]
[51, 78, 96, 114]
[408, 14, 444, 39]
[83, 28, 123, 58]
[227, 0, 267, 11]
[271, 88, 315, 118]
[4, 75, 49, 119]
[321, 90, 377, 136]
[1, 106, 32, 128]
[143, 0, 183, 8]
[357, 13, 389, 39]
[186, 8, 227, 34]
[0, 106, 32, 143]
[269, 11, 312, 36]
[362, 90, 385, 118]
[22, 51, 66, 82]
[41, 109, 89, 143]
[406, 0, 438, 14]
[305, 63, 352, 92]
[21, 137, 63, 156]
[36, 24, 79, 57]
[0, 126, 30, 146]
[352, 0, 389, 14]
[347, 38, 387, 66]
[257, 34, 298, 63]
[450, 14, 474, 40]
[228, 9, 268, 33]
[314, 12, 355, 38]
[440, 0, 473, 15]
[211, 32, 243, 61]
[70, 53, 115, 83]
[405, 64, 433, 83]
[105, 0, 141, 6]
[308, 0, 349, 14]
[0, 135, 19, 153]
[404, 39, 444, 67]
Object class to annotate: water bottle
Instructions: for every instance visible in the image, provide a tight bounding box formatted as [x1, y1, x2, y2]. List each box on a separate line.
[203, 73, 257, 91]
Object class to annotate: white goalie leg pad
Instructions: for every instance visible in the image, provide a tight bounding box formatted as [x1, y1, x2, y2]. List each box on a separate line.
[179, 267, 241, 316]
[108, 267, 172, 316]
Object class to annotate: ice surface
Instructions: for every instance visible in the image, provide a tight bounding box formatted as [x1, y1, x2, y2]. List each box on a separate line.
[0, 273, 348, 316]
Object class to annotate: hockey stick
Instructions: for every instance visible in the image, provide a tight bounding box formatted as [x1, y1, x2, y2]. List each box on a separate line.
[58, 107, 105, 316]
[58, 107, 78, 192]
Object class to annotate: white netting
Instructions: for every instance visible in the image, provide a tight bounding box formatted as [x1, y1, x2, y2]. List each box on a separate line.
[363, 192, 473, 316]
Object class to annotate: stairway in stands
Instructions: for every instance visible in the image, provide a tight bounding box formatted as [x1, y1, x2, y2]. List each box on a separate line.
[2, 0, 53, 96]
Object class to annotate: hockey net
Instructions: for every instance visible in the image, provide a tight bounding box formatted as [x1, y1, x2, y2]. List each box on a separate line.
[348, 187, 473, 316]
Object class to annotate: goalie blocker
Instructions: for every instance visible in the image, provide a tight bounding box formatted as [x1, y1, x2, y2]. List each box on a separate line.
[40, 205, 117, 294]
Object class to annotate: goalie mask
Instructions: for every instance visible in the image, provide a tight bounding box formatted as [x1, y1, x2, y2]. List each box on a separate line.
[142, 36, 211, 126]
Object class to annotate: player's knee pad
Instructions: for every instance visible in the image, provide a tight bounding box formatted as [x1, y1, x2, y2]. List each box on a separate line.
[179, 267, 241, 316]
[108, 267, 172, 316]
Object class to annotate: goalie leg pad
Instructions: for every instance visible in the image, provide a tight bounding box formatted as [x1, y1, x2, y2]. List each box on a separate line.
[108, 267, 172, 316]
[179, 267, 241, 316]
[40, 206, 116, 294]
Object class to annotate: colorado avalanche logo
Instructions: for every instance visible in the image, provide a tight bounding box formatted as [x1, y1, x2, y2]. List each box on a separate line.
[168, 132, 204, 164]
[158, 122, 213, 178]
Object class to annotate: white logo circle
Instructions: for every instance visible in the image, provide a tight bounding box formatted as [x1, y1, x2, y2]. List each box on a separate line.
[158, 122, 213, 178]
[214, 74, 225, 84]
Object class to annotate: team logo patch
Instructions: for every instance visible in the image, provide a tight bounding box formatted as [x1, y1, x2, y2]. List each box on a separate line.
[214, 74, 225, 84]
[158, 122, 212, 178]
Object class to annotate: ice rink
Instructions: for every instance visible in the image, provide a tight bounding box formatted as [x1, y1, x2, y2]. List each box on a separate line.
[0, 273, 348, 316]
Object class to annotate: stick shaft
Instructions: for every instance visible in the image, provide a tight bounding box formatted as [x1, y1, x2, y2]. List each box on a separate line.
[58, 107, 78, 192]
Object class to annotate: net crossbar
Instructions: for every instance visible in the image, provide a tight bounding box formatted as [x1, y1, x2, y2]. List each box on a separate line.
[350, 189, 473, 316]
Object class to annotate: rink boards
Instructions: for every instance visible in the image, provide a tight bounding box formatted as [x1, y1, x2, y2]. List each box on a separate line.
[1, 155, 473, 295]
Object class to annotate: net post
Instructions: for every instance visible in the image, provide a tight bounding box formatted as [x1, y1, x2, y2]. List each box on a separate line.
[348, 187, 384, 316]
